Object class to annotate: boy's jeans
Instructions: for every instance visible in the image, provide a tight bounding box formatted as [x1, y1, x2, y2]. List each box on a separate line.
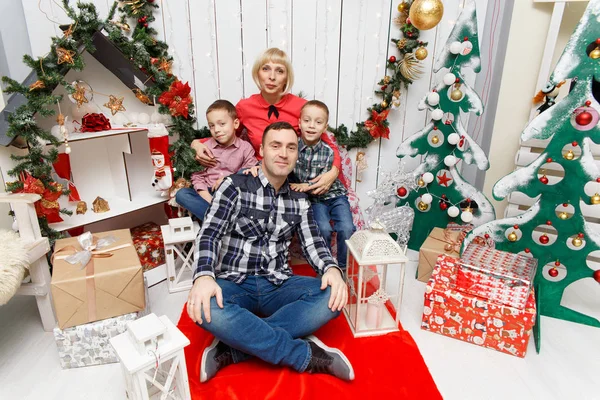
[198, 275, 340, 371]
[175, 187, 211, 220]
[311, 196, 356, 269]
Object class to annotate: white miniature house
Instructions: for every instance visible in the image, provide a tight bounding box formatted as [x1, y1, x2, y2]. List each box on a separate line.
[160, 217, 200, 293]
[344, 229, 408, 337]
[110, 313, 191, 400]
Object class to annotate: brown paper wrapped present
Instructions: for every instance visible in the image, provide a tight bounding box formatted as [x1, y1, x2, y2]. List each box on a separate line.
[417, 227, 465, 282]
[51, 229, 145, 329]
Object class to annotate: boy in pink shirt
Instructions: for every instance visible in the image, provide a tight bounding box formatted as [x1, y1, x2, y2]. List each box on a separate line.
[176, 100, 257, 220]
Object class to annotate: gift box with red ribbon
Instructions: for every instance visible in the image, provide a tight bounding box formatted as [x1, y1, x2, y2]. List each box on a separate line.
[422, 255, 536, 358]
[130, 222, 166, 272]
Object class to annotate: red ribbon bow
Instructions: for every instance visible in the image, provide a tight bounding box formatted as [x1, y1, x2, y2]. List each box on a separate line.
[81, 113, 112, 132]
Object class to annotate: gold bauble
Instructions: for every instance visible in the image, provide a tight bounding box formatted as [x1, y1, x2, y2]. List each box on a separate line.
[590, 47, 600, 59]
[572, 237, 583, 247]
[417, 178, 425, 187]
[408, 0, 444, 30]
[415, 46, 428, 60]
[563, 150, 575, 160]
[558, 211, 568, 220]
[417, 201, 428, 211]
[431, 135, 439, 144]
[592, 193, 600, 205]
[508, 232, 518, 242]
[397, 2, 408, 13]
[450, 88, 463, 101]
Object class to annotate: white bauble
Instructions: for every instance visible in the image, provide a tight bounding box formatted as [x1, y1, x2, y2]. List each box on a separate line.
[113, 113, 127, 126]
[128, 112, 139, 124]
[431, 109, 443, 120]
[138, 112, 150, 125]
[427, 92, 440, 106]
[422, 172, 434, 183]
[449, 41, 462, 55]
[162, 114, 172, 124]
[51, 125, 62, 139]
[461, 41, 473, 55]
[150, 111, 162, 124]
[447, 133, 460, 145]
[421, 193, 433, 204]
[447, 206, 459, 218]
[444, 155, 457, 167]
[443, 73, 456, 86]
[461, 210, 473, 223]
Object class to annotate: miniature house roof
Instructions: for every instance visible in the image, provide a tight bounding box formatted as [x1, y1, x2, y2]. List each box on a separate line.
[346, 229, 408, 264]
[0, 27, 154, 148]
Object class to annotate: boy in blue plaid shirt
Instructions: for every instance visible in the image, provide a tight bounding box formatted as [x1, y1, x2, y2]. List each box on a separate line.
[291, 100, 356, 269]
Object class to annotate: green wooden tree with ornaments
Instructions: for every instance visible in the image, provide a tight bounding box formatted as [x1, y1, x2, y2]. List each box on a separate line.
[395, 1, 494, 250]
[464, 0, 600, 330]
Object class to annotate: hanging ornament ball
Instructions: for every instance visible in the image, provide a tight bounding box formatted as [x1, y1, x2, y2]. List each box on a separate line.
[443, 73, 457, 86]
[461, 40, 473, 55]
[11, 220, 18, 232]
[431, 109, 444, 120]
[450, 88, 464, 101]
[572, 237, 583, 247]
[548, 268, 559, 278]
[398, 2, 408, 12]
[539, 175, 549, 185]
[563, 150, 575, 160]
[417, 201, 429, 211]
[415, 46, 428, 60]
[444, 155, 457, 167]
[389, 55, 397, 63]
[397, 186, 408, 197]
[590, 48, 600, 60]
[422, 172, 434, 183]
[65, 144, 71, 154]
[575, 110, 593, 126]
[593, 269, 600, 283]
[439, 201, 448, 211]
[417, 178, 426, 187]
[592, 193, 600, 205]
[447, 133, 460, 145]
[408, 0, 444, 30]
[421, 193, 433, 204]
[558, 211, 569, 220]
[539, 235, 550, 245]
[447, 206, 459, 218]
[138, 112, 151, 125]
[508, 232, 518, 242]
[427, 91, 440, 106]
[431, 135, 440, 144]
[460, 209, 473, 223]
[449, 41, 462, 55]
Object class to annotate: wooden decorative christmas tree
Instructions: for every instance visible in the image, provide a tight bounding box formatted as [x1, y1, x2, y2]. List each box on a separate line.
[396, 1, 494, 250]
[464, 0, 600, 329]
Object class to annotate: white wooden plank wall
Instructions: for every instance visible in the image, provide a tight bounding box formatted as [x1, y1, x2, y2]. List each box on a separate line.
[17, 0, 489, 213]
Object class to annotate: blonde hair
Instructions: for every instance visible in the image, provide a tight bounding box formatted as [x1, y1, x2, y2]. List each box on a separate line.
[252, 48, 294, 94]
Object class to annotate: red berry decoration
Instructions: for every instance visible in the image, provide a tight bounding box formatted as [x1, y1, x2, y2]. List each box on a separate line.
[381, 85, 388, 90]
[397, 187, 408, 197]
[572, 141, 578, 146]
[578, 233, 584, 238]
[513, 224, 519, 229]
[555, 260, 561, 266]
[596, 38, 600, 45]
[439, 201, 448, 211]
[463, 36, 469, 41]
[524, 248, 531, 253]
[548, 268, 559, 278]
[433, 126, 438, 130]
[594, 270, 600, 283]
[546, 220, 552, 225]
[546, 157, 553, 163]
[576, 110, 593, 126]
[540, 175, 549, 184]
[144, 23, 149, 28]
[585, 100, 592, 106]
[539, 235, 550, 244]
[484, 234, 490, 239]
[406, 18, 411, 24]
[389, 56, 397, 63]
[455, 78, 460, 83]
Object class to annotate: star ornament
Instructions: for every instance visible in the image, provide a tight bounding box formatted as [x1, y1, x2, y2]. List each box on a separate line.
[103, 95, 126, 115]
[133, 88, 153, 105]
[63, 24, 74, 39]
[72, 83, 89, 107]
[437, 170, 453, 187]
[29, 80, 46, 91]
[158, 58, 173, 74]
[56, 47, 76, 65]
[364, 109, 391, 139]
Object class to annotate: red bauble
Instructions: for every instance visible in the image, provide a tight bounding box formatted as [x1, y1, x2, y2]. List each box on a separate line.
[594, 270, 600, 283]
[150, 57, 158, 65]
[539, 235, 550, 244]
[576, 110, 593, 126]
[548, 268, 559, 278]
[406, 18, 411, 24]
[143, 23, 149, 28]
[539, 176, 549, 184]
[389, 56, 397, 63]
[439, 202, 448, 211]
[381, 85, 388, 90]
[397, 187, 408, 197]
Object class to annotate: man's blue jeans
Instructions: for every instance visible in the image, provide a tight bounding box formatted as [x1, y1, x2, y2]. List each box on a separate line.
[311, 196, 356, 269]
[198, 275, 340, 372]
[175, 188, 211, 220]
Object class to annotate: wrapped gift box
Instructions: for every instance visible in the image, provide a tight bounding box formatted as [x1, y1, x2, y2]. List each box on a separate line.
[417, 227, 463, 282]
[458, 243, 537, 309]
[422, 255, 536, 358]
[51, 229, 145, 329]
[130, 222, 166, 272]
[54, 313, 138, 369]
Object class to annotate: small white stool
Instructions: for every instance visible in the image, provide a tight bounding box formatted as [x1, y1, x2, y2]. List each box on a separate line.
[161, 217, 200, 293]
[110, 313, 191, 400]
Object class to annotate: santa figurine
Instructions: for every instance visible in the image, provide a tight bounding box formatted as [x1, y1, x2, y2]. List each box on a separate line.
[151, 150, 172, 194]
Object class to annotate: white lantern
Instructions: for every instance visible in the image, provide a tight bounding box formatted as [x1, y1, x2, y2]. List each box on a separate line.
[443, 73, 456, 86]
[161, 217, 200, 293]
[344, 229, 408, 337]
[110, 313, 191, 400]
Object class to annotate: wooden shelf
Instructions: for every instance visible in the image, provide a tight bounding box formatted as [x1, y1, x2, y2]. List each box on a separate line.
[66, 127, 147, 142]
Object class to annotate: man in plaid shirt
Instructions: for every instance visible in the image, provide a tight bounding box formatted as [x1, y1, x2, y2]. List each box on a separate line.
[187, 122, 354, 383]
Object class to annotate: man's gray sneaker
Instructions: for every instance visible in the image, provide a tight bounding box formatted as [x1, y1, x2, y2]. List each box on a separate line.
[200, 338, 234, 382]
[304, 335, 355, 381]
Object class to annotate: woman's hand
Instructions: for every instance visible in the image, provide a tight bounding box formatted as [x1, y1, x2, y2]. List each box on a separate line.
[191, 139, 217, 168]
[308, 166, 339, 195]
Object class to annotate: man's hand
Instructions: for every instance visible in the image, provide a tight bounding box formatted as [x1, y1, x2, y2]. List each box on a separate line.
[191, 139, 217, 168]
[187, 276, 224, 324]
[290, 183, 311, 192]
[320, 267, 347, 311]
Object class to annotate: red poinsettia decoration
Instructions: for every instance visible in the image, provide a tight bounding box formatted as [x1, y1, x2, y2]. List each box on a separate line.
[14, 173, 63, 222]
[363, 109, 390, 139]
[158, 80, 193, 118]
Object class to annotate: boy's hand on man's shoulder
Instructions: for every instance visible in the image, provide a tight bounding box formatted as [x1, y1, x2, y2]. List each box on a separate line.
[290, 183, 311, 192]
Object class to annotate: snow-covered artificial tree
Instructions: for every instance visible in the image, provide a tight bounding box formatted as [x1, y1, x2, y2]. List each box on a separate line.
[464, 0, 600, 329]
[396, 1, 494, 250]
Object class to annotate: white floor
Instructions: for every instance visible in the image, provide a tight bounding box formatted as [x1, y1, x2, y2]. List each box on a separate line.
[1, 252, 599, 400]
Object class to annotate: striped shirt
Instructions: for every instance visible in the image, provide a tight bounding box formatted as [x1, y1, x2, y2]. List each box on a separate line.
[193, 169, 338, 285]
[295, 139, 347, 202]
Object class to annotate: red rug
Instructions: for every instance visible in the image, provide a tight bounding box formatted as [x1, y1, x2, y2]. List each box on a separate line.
[177, 265, 441, 400]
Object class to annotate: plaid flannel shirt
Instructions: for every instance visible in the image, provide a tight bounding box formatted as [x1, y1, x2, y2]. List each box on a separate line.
[294, 139, 347, 202]
[193, 169, 339, 285]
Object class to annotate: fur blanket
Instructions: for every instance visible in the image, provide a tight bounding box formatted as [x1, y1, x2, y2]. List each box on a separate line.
[0, 230, 29, 306]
